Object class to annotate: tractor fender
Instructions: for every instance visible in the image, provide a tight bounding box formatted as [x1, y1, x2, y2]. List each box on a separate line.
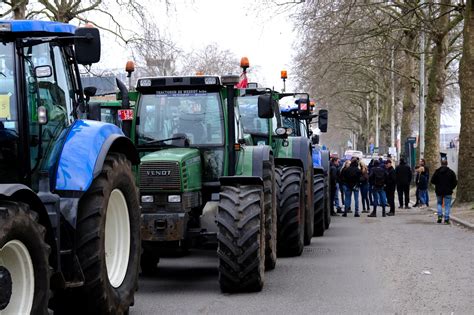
[319, 150, 330, 175]
[236, 145, 272, 179]
[275, 136, 312, 172]
[0, 184, 56, 266]
[219, 176, 263, 187]
[55, 119, 139, 192]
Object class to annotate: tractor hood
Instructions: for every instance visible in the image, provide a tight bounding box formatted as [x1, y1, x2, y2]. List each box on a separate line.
[139, 148, 202, 193]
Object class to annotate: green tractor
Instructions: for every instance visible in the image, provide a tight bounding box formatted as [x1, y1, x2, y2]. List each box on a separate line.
[99, 75, 277, 292]
[237, 86, 317, 256]
[279, 94, 331, 234]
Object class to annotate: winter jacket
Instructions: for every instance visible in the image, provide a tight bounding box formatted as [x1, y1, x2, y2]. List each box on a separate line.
[369, 166, 386, 189]
[342, 165, 362, 189]
[395, 163, 412, 186]
[431, 166, 457, 196]
[385, 166, 396, 190]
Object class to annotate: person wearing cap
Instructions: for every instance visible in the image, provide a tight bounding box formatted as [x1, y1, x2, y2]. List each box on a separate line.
[430, 159, 457, 224]
[384, 159, 396, 216]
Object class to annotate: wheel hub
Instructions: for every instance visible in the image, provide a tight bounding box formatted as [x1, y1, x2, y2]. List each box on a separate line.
[0, 266, 12, 310]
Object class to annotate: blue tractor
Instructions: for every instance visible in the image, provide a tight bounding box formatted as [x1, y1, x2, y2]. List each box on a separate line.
[279, 94, 331, 234]
[0, 21, 140, 314]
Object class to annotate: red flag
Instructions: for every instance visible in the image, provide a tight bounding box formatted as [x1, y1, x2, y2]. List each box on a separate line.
[235, 70, 248, 88]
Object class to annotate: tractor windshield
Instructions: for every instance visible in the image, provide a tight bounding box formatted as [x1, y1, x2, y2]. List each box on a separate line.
[137, 92, 224, 146]
[0, 42, 19, 182]
[237, 95, 277, 135]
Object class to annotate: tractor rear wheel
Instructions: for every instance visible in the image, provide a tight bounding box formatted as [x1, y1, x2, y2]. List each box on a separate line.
[217, 184, 265, 293]
[67, 153, 140, 314]
[304, 157, 314, 245]
[263, 158, 277, 271]
[0, 201, 50, 315]
[313, 174, 325, 236]
[276, 166, 305, 257]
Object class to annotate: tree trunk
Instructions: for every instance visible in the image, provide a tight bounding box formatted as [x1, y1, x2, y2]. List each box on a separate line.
[424, 0, 450, 172]
[400, 31, 417, 155]
[457, 0, 474, 202]
[13, 0, 28, 19]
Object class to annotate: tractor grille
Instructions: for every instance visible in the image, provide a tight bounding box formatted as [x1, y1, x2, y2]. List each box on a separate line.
[140, 161, 181, 191]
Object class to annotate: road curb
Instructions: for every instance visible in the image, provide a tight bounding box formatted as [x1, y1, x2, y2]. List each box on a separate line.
[425, 207, 474, 230]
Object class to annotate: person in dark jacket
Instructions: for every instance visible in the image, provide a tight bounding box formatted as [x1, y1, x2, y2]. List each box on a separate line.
[420, 158, 430, 206]
[431, 160, 457, 224]
[384, 159, 396, 216]
[368, 159, 387, 217]
[395, 157, 412, 209]
[341, 158, 361, 217]
[416, 166, 429, 207]
[329, 157, 339, 216]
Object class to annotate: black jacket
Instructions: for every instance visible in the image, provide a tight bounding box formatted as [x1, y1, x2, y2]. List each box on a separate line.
[395, 164, 412, 186]
[431, 166, 457, 196]
[385, 166, 396, 190]
[342, 165, 362, 189]
[369, 166, 386, 189]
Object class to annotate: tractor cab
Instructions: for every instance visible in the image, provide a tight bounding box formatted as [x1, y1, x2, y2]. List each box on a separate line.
[0, 20, 99, 189]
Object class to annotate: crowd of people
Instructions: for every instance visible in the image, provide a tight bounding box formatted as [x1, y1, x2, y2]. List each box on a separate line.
[328, 155, 458, 224]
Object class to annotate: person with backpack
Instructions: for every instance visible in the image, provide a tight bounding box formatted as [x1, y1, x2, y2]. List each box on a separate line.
[431, 159, 457, 224]
[385, 159, 396, 216]
[368, 159, 387, 217]
[338, 159, 351, 213]
[395, 157, 412, 209]
[342, 158, 362, 217]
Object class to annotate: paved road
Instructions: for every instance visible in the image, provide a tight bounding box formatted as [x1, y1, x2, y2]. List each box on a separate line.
[130, 207, 474, 314]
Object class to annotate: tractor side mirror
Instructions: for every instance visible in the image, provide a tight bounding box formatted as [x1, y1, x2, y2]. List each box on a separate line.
[318, 109, 328, 133]
[84, 86, 97, 102]
[258, 94, 274, 118]
[74, 27, 101, 65]
[311, 134, 319, 145]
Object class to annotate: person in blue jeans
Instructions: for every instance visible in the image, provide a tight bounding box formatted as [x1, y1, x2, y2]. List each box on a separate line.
[368, 159, 387, 217]
[359, 161, 370, 213]
[341, 158, 361, 217]
[430, 159, 457, 224]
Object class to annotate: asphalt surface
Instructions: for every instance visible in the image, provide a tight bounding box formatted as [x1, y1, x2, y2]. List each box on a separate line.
[130, 207, 474, 314]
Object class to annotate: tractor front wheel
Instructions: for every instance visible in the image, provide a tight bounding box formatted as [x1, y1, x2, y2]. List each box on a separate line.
[276, 166, 305, 257]
[217, 184, 265, 293]
[313, 174, 325, 236]
[263, 158, 277, 271]
[71, 153, 140, 314]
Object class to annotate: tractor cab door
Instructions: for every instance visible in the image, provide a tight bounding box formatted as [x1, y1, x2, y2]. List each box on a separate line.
[21, 42, 78, 189]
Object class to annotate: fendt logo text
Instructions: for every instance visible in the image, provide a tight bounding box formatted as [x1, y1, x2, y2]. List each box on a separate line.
[146, 170, 171, 176]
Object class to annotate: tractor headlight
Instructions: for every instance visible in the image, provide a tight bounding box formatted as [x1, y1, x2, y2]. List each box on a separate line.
[141, 195, 154, 203]
[168, 195, 181, 203]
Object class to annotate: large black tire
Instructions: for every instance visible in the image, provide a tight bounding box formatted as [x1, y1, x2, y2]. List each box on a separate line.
[263, 157, 277, 271]
[313, 174, 325, 237]
[58, 153, 140, 314]
[217, 185, 265, 293]
[324, 175, 331, 229]
[140, 248, 160, 276]
[0, 201, 50, 315]
[276, 166, 305, 257]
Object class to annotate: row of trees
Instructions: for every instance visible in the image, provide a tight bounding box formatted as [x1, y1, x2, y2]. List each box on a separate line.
[290, 0, 473, 202]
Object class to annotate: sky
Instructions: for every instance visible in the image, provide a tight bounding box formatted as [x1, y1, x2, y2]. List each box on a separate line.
[95, 0, 299, 92]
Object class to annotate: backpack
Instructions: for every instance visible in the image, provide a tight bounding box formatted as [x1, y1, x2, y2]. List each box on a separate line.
[374, 169, 385, 187]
